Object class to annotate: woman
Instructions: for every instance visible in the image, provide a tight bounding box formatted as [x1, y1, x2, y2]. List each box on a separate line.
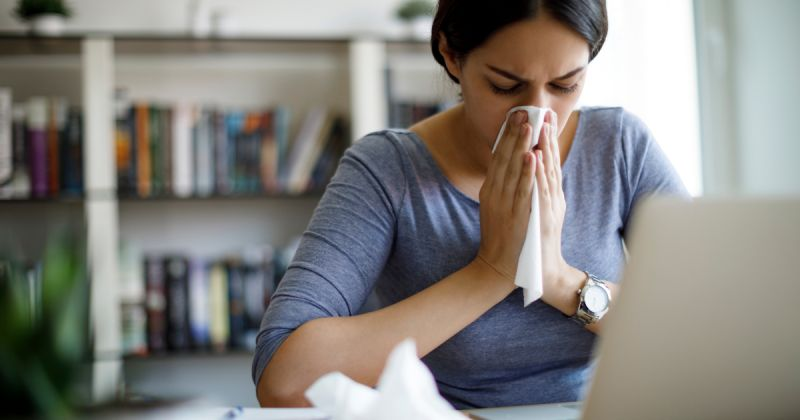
[253, 0, 686, 409]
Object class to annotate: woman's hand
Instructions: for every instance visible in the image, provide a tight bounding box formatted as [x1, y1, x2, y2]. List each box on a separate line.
[476, 110, 537, 286]
[534, 112, 574, 303]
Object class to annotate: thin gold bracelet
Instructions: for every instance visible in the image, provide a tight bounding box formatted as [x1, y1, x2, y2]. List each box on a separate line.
[476, 254, 514, 282]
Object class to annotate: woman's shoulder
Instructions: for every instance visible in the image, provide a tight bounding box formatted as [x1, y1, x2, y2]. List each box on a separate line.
[578, 106, 656, 159]
[347, 129, 424, 164]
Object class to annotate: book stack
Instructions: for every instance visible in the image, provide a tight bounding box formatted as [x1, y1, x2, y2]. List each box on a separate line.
[0, 88, 84, 200]
[115, 89, 348, 198]
[119, 245, 280, 356]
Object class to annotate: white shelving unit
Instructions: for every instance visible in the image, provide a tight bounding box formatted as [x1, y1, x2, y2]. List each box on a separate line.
[0, 33, 454, 406]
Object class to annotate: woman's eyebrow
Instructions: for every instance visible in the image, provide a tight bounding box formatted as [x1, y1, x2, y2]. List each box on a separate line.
[487, 65, 586, 82]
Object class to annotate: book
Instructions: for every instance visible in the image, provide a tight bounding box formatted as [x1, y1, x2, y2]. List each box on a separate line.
[285, 106, 336, 194]
[188, 257, 210, 348]
[208, 262, 230, 352]
[0, 104, 30, 198]
[60, 107, 83, 196]
[121, 302, 148, 356]
[214, 109, 229, 194]
[194, 107, 214, 196]
[0, 88, 11, 185]
[136, 103, 151, 197]
[115, 88, 134, 194]
[309, 117, 347, 190]
[226, 259, 246, 349]
[26, 97, 49, 198]
[149, 106, 163, 196]
[164, 256, 190, 351]
[47, 97, 68, 197]
[172, 103, 194, 198]
[144, 256, 167, 353]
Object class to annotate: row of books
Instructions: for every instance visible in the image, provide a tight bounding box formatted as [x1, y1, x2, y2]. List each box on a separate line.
[119, 244, 293, 355]
[115, 89, 348, 198]
[388, 100, 454, 130]
[0, 88, 84, 199]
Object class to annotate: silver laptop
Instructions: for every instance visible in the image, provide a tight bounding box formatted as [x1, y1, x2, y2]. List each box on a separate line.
[466, 197, 800, 420]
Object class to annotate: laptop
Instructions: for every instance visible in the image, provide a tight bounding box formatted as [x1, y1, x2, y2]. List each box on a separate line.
[465, 196, 800, 420]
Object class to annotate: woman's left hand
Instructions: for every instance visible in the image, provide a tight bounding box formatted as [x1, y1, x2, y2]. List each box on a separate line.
[534, 112, 574, 303]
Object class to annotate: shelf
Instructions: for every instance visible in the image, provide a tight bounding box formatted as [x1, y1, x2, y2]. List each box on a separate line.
[0, 195, 84, 204]
[117, 191, 325, 202]
[123, 350, 253, 361]
[0, 35, 83, 55]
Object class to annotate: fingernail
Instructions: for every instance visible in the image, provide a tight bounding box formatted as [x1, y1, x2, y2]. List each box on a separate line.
[514, 111, 526, 124]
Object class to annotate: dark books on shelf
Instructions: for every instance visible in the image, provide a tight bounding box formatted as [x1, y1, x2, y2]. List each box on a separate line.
[0, 88, 84, 200]
[114, 90, 346, 198]
[123, 246, 278, 356]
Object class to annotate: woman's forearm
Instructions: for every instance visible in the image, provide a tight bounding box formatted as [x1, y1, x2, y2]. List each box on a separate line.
[257, 258, 515, 407]
[543, 264, 619, 335]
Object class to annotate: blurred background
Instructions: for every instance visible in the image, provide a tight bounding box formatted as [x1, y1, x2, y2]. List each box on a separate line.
[0, 0, 798, 415]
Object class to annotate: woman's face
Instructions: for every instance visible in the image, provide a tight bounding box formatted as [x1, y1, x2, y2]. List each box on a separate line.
[440, 13, 590, 148]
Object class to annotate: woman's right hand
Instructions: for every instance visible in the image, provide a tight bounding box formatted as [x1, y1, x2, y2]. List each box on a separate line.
[476, 110, 537, 286]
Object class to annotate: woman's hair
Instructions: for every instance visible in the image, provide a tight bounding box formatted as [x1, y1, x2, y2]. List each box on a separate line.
[431, 0, 608, 84]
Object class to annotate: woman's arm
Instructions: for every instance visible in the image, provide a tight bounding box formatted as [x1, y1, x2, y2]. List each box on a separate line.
[257, 257, 514, 406]
[542, 264, 619, 335]
[257, 110, 539, 407]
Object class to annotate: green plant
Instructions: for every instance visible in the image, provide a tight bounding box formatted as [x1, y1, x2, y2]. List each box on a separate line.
[0, 229, 88, 418]
[396, 0, 434, 22]
[13, 0, 72, 20]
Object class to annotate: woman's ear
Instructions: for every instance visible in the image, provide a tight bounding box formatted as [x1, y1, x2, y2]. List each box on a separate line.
[438, 33, 463, 83]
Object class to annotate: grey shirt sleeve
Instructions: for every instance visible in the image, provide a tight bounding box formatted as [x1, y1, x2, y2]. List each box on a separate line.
[251, 133, 406, 386]
[619, 109, 690, 233]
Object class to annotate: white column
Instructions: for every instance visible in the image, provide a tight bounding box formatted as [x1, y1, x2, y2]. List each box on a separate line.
[82, 36, 122, 403]
[348, 38, 387, 143]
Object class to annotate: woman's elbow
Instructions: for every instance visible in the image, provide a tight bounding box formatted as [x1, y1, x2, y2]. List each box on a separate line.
[256, 369, 312, 408]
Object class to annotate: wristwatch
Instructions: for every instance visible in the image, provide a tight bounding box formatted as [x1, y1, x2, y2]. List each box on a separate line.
[570, 272, 611, 326]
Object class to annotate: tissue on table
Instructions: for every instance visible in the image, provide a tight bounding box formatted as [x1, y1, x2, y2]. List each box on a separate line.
[491, 105, 556, 307]
[305, 339, 466, 420]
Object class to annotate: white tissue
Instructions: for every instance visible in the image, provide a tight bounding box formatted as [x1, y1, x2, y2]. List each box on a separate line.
[304, 339, 466, 420]
[491, 105, 556, 307]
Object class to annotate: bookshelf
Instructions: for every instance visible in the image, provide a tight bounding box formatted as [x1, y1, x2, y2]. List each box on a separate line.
[0, 33, 455, 406]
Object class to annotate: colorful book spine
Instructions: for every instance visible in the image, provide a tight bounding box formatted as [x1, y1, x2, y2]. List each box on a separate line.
[188, 258, 210, 348]
[136, 103, 151, 197]
[26, 97, 48, 198]
[47, 98, 67, 197]
[208, 262, 230, 352]
[115, 88, 134, 194]
[172, 103, 193, 198]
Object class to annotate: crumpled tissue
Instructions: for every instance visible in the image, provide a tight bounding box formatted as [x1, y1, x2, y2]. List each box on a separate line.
[304, 339, 466, 420]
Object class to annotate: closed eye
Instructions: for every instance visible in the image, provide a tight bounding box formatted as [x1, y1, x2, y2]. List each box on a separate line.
[489, 82, 524, 96]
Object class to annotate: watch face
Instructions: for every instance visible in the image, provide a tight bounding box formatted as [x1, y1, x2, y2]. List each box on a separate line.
[585, 285, 609, 313]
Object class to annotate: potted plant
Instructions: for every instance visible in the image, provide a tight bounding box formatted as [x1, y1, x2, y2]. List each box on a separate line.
[13, 0, 72, 36]
[395, 0, 435, 40]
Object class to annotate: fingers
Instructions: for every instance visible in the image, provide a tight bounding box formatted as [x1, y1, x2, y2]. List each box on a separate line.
[501, 119, 533, 203]
[489, 111, 525, 196]
[513, 150, 536, 217]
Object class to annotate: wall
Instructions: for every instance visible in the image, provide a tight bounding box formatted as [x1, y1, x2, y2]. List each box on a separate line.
[695, 0, 800, 195]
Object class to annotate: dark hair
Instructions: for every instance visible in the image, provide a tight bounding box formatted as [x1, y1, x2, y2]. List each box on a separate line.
[431, 0, 608, 84]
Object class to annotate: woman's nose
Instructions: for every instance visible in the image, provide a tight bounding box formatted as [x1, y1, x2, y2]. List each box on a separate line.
[520, 88, 549, 110]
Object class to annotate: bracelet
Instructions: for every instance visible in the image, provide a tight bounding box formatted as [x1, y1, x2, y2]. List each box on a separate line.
[475, 254, 514, 282]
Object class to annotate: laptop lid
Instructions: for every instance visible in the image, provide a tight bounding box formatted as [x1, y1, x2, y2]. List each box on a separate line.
[581, 197, 800, 420]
